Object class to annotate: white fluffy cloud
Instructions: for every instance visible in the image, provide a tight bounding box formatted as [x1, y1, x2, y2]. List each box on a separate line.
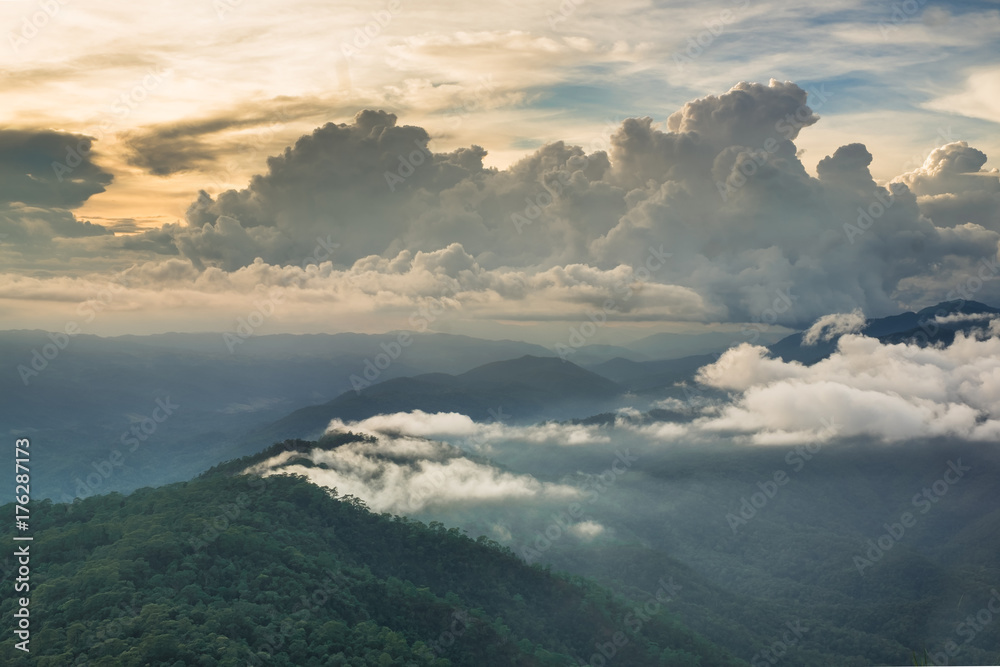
[690, 322, 1000, 445]
[243, 433, 581, 514]
[322, 313, 1000, 452]
[326, 410, 611, 447]
[802, 309, 866, 345]
[894, 141, 1000, 232]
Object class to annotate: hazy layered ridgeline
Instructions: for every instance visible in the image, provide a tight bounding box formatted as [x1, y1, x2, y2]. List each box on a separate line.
[4, 301, 1000, 664]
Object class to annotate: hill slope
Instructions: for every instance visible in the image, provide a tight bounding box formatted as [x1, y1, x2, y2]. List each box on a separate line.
[0, 460, 741, 666]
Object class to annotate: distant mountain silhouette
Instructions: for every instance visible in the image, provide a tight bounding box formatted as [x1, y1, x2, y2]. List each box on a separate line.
[587, 300, 1000, 391]
[769, 299, 1000, 364]
[250, 355, 624, 444]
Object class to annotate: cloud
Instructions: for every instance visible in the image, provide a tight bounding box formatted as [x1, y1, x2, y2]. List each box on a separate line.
[7, 80, 1000, 332]
[802, 308, 866, 345]
[244, 433, 581, 514]
[690, 324, 1000, 445]
[934, 312, 1000, 325]
[665, 80, 818, 151]
[236, 313, 1000, 519]
[115, 81, 996, 328]
[119, 99, 349, 176]
[569, 520, 606, 540]
[0, 130, 115, 252]
[325, 410, 611, 447]
[894, 141, 1000, 233]
[0, 130, 113, 209]
[923, 68, 1000, 125]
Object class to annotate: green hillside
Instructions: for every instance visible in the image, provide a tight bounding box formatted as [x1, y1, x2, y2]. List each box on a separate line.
[0, 460, 741, 666]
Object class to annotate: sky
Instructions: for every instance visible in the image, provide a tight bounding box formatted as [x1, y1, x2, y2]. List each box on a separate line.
[1, 0, 999, 343]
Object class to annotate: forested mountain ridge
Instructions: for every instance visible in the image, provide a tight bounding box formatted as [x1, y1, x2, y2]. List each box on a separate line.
[0, 455, 742, 666]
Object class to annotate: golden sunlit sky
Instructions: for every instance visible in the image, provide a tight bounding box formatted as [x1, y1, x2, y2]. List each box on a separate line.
[1, 0, 999, 341]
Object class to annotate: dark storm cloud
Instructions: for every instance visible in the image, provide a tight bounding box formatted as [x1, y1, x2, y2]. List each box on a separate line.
[0, 130, 113, 208]
[0, 130, 114, 247]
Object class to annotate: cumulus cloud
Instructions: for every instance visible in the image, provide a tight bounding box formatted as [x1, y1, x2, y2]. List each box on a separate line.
[243, 433, 581, 514]
[8, 80, 1000, 330]
[689, 325, 1000, 445]
[895, 141, 1000, 232]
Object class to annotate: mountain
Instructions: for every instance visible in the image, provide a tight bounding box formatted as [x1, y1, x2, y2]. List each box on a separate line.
[768, 300, 1000, 364]
[249, 356, 624, 444]
[0, 453, 742, 666]
[586, 300, 1000, 392]
[554, 343, 651, 365]
[0, 330, 553, 501]
[587, 354, 719, 391]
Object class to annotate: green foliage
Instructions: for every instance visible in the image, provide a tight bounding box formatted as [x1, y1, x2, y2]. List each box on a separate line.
[0, 472, 742, 666]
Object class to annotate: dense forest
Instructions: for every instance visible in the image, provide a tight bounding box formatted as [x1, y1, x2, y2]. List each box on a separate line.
[0, 437, 741, 666]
